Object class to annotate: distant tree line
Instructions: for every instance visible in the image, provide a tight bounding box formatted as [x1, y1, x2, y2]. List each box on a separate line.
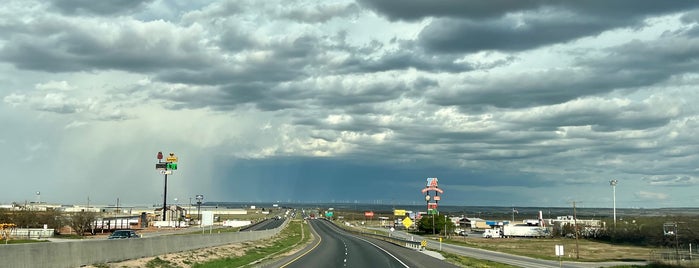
[594, 217, 699, 248]
[0, 208, 97, 236]
[551, 215, 699, 248]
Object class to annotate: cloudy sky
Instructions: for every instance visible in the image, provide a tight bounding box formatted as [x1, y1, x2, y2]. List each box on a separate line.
[2, 0, 699, 209]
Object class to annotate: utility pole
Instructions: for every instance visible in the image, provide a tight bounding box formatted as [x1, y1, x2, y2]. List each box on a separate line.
[573, 201, 580, 259]
[610, 179, 618, 229]
[196, 195, 204, 227]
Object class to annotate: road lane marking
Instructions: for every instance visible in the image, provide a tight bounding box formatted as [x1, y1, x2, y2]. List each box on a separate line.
[320, 219, 409, 268]
[279, 222, 322, 268]
[352, 235, 410, 268]
[343, 239, 349, 266]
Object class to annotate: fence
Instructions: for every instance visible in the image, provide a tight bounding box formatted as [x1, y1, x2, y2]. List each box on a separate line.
[0, 220, 287, 268]
[7, 228, 55, 239]
[649, 249, 699, 267]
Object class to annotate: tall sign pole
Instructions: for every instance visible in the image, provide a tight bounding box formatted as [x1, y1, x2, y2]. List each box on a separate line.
[421, 177, 444, 235]
[156, 152, 178, 221]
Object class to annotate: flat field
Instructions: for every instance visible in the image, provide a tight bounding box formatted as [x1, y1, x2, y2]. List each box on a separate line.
[447, 236, 651, 262]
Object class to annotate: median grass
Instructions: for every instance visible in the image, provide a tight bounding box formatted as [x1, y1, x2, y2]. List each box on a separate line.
[440, 251, 518, 268]
[444, 236, 651, 262]
[192, 220, 310, 268]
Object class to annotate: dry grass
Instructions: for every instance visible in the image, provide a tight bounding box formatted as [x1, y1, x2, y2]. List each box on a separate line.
[85, 220, 310, 268]
[447, 236, 651, 262]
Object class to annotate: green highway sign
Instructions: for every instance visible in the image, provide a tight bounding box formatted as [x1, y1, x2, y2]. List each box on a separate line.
[166, 163, 178, 170]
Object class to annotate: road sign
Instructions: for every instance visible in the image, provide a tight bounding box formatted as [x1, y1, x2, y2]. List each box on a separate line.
[159, 170, 172, 175]
[166, 163, 178, 170]
[421, 240, 427, 247]
[402, 217, 413, 229]
[555, 245, 564, 256]
[155, 163, 167, 170]
[166, 152, 178, 162]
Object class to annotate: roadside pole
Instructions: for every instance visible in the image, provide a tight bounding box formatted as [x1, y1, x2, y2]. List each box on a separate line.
[555, 244, 564, 268]
[156, 152, 178, 222]
[196, 195, 204, 227]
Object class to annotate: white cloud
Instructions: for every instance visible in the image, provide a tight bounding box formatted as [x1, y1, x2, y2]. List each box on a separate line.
[35, 80, 73, 91]
[635, 191, 668, 201]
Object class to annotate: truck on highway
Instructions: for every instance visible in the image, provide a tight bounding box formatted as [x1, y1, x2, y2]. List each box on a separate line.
[483, 225, 552, 238]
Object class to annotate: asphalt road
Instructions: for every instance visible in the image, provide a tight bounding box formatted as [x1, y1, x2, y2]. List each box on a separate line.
[240, 218, 285, 231]
[275, 219, 458, 268]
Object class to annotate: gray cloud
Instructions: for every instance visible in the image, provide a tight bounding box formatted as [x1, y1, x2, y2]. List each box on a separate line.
[357, 0, 541, 21]
[48, 0, 155, 16]
[418, 15, 616, 53]
[360, 1, 699, 53]
[359, 0, 699, 22]
[281, 3, 360, 23]
[0, 17, 215, 73]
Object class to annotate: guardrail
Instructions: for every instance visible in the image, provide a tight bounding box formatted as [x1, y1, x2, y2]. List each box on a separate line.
[331, 223, 424, 251]
[0, 219, 288, 268]
[356, 230, 424, 250]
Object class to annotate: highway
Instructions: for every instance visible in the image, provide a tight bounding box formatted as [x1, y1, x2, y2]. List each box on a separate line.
[240, 218, 285, 231]
[276, 219, 458, 268]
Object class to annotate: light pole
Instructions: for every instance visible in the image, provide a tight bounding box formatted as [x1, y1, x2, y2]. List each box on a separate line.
[610, 179, 618, 228]
[174, 198, 179, 228]
[196, 195, 203, 227]
[425, 195, 435, 235]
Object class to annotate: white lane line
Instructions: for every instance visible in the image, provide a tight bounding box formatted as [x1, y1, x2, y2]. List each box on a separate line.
[322, 220, 409, 268]
[353, 236, 410, 268]
[343, 239, 348, 266]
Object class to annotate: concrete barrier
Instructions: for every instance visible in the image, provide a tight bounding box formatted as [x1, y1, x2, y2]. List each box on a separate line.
[0, 220, 288, 268]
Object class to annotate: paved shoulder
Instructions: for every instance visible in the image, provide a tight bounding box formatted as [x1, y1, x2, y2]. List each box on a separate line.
[259, 220, 321, 268]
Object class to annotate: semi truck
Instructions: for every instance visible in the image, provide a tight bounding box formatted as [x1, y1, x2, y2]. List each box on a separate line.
[483, 224, 552, 238]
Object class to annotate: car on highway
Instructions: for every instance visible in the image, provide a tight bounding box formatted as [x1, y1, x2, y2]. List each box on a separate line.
[108, 230, 140, 239]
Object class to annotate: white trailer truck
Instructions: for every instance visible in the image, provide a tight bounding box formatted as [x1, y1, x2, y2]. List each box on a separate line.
[502, 225, 551, 238]
[483, 225, 552, 238]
